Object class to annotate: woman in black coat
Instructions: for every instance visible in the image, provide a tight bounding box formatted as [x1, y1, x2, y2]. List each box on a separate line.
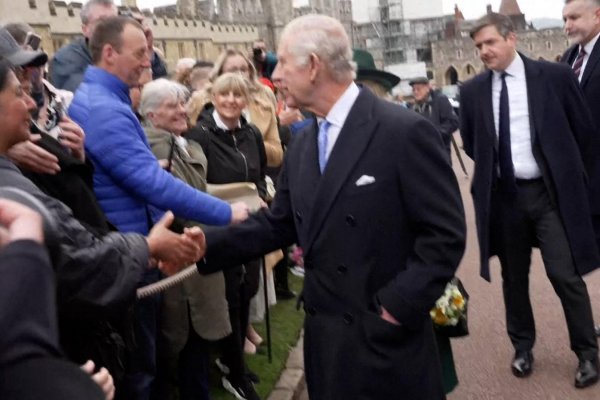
[187, 72, 266, 400]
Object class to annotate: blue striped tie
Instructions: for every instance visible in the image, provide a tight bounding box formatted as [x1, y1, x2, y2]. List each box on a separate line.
[318, 119, 330, 173]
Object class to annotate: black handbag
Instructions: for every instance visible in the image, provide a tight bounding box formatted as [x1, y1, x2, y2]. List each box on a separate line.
[431, 277, 469, 338]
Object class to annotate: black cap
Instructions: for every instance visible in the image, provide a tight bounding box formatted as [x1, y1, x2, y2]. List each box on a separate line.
[0, 26, 48, 67]
[408, 76, 430, 86]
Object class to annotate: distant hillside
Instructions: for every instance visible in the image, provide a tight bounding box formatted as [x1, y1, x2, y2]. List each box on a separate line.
[531, 18, 563, 30]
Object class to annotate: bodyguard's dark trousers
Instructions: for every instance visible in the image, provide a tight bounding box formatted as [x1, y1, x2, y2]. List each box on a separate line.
[490, 178, 598, 361]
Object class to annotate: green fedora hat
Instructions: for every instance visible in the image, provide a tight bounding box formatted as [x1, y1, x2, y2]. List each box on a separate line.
[353, 48, 400, 91]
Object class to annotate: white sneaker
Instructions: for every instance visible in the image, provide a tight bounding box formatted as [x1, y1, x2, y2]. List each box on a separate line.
[215, 358, 230, 375]
[290, 265, 305, 277]
[221, 376, 260, 400]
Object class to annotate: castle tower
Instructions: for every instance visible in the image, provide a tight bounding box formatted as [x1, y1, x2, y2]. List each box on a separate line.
[498, 0, 527, 31]
[260, 0, 294, 47]
[176, 0, 196, 18]
[454, 4, 464, 21]
[122, 0, 138, 8]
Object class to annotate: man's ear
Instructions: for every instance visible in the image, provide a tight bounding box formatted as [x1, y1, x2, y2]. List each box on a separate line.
[81, 24, 90, 39]
[308, 53, 321, 83]
[103, 44, 116, 66]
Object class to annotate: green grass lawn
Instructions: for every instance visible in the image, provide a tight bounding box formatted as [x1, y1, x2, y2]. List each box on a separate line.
[210, 272, 305, 399]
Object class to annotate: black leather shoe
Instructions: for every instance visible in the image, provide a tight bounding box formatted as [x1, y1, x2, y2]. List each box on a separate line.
[595, 325, 600, 337]
[511, 350, 533, 378]
[276, 288, 296, 300]
[575, 359, 599, 388]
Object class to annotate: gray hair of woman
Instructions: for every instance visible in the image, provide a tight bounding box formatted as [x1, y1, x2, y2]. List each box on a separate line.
[281, 14, 356, 84]
[139, 78, 189, 119]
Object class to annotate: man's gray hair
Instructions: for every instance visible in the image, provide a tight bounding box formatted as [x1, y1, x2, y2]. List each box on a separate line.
[139, 78, 189, 118]
[281, 14, 356, 83]
[81, 0, 116, 25]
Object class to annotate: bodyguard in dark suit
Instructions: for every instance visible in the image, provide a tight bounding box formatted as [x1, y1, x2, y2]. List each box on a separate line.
[460, 13, 600, 388]
[198, 14, 466, 400]
[561, 0, 600, 338]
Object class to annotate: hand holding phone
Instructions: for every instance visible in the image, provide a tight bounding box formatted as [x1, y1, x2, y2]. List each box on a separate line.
[24, 32, 41, 51]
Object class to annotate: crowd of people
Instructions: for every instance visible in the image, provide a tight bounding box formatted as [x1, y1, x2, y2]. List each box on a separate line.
[2, 0, 600, 399]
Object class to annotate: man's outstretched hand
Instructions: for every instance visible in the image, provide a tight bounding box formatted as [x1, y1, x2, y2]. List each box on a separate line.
[146, 211, 206, 275]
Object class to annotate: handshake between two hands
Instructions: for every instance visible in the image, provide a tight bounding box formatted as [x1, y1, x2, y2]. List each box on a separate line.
[146, 200, 252, 276]
[146, 211, 206, 276]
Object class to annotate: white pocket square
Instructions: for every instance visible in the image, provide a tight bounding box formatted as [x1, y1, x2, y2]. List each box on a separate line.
[355, 175, 376, 186]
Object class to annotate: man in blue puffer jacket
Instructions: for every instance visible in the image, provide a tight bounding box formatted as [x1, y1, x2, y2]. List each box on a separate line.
[69, 16, 249, 399]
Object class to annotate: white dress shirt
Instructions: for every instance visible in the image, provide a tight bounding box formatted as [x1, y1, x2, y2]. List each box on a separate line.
[174, 135, 190, 158]
[213, 109, 241, 130]
[319, 82, 360, 159]
[492, 52, 541, 179]
[575, 31, 600, 82]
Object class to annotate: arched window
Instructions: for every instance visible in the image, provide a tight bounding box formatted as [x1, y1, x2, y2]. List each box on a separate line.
[464, 64, 476, 78]
[445, 66, 458, 85]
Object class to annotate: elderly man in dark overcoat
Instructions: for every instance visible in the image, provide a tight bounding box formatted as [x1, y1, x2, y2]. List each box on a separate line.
[198, 13, 466, 400]
[460, 12, 600, 388]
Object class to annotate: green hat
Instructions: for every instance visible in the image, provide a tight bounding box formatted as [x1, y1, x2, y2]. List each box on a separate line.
[353, 48, 400, 91]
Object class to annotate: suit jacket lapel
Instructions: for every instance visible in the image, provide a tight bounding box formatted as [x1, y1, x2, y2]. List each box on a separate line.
[303, 89, 378, 254]
[294, 118, 321, 212]
[581, 40, 600, 87]
[562, 44, 579, 65]
[480, 71, 496, 147]
[522, 56, 545, 142]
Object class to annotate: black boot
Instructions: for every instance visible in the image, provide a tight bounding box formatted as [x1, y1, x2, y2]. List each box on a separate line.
[274, 250, 295, 300]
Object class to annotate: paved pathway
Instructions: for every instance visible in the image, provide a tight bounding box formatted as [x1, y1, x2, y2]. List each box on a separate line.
[282, 133, 600, 399]
[447, 136, 600, 400]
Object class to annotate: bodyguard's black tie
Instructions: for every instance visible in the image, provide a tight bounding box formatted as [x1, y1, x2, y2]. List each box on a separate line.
[499, 72, 517, 194]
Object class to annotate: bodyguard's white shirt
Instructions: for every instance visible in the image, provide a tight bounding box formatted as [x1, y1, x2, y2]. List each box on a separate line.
[492, 53, 541, 179]
[575, 31, 600, 82]
[320, 82, 360, 159]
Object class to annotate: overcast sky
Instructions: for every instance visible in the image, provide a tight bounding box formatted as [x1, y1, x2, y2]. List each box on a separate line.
[117, 0, 566, 20]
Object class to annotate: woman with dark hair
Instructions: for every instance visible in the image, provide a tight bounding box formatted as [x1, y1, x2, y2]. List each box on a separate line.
[0, 56, 113, 400]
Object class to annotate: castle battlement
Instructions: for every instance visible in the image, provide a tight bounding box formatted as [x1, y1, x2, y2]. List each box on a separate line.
[1, 0, 260, 68]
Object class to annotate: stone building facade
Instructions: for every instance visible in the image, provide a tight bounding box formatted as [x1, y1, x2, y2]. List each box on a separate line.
[159, 0, 353, 53]
[352, 0, 568, 88]
[432, 27, 568, 86]
[430, 1, 568, 86]
[0, 0, 261, 70]
[3, 0, 354, 70]
[353, 14, 454, 69]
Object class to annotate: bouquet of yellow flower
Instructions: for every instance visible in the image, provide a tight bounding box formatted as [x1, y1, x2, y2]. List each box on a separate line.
[430, 277, 469, 337]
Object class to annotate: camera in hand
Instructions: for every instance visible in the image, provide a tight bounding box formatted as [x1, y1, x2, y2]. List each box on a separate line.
[253, 47, 264, 61]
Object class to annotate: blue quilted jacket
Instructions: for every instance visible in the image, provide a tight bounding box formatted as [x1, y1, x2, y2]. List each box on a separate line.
[69, 66, 231, 234]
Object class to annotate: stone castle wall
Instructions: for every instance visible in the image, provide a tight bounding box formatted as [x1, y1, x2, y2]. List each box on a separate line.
[432, 28, 569, 86]
[1, 0, 259, 68]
